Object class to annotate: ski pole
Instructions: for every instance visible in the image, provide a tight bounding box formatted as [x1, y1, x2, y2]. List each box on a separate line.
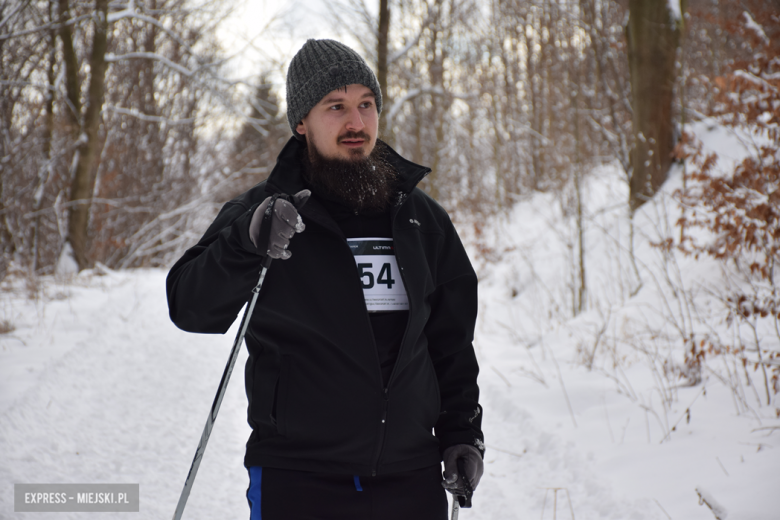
[450, 458, 474, 520]
[172, 194, 293, 520]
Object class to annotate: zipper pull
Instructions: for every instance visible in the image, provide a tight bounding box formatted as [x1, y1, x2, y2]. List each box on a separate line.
[381, 388, 389, 423]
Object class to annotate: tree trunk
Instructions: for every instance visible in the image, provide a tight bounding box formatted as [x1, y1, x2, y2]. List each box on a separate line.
[570, 30, 586, 316]
[426, 0, 446, 202]
[524, 13, 543, 189]
[66, 0, 110, 270]
[59, 0, 82, 131]
[626, 0, 683, 212]
[0, 4, 15, 280]
[32, 1, 59, 273]
[376, 0, 390, 138]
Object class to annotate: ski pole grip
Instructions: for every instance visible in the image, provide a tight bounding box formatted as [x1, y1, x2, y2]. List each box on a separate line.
[456, 458, 473, 508]
[257, 192, 307, 269]
[257, 194, 280, 268]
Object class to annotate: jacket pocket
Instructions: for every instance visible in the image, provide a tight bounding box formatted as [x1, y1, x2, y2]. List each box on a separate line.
[426, 353, 442, 416]
[248, 346, 283, 438]
[273, 356, 291, 437]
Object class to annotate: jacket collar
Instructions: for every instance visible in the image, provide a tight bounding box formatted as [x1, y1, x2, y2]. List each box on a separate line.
[265, 136, 431, 198]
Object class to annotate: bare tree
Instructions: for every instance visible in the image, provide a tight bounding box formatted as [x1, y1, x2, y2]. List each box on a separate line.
[5, 0, 768, 277]
[218, 71, 289, 201]
[0, 0, 242, 275]
[1, 0, 64, 278]
[65, 0, 110, 270]
[626, 0, 684, 212]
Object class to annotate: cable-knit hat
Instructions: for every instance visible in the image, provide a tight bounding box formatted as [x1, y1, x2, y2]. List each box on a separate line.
[286, 39, 382, 139]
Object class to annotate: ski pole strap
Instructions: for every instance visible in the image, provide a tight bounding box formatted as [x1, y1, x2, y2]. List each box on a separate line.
[456, 458, 473, 508]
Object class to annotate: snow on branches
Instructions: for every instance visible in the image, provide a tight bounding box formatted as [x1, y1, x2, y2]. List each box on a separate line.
[665, 8, 780, 407]
[675, 135, 779, 283]
[711, 7, 780, 142]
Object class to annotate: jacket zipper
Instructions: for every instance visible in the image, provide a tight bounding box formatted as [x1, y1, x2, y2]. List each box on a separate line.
[370, 388, 390, 476]
[369, 201, 414, 475]
[341, 236, 391, 476]
[385, 200, 414, 391]
[298, 189, 423, 476]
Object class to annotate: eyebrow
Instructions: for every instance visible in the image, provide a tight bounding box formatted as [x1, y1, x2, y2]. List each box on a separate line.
[319, 91, 375, 105]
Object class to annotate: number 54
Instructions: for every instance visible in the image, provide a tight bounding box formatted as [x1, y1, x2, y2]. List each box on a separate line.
[357, 263, 395, 289]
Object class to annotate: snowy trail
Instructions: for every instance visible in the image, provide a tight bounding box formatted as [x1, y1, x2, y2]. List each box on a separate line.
[0, 269, 639, 520]
[1, 258, 778, 519]
[1, 271, 252, 519]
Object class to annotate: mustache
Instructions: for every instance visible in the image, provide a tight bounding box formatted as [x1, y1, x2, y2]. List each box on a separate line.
[338, 131, 371, 142]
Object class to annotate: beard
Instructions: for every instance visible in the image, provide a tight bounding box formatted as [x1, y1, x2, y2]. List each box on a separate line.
[301, 133, 398, 215]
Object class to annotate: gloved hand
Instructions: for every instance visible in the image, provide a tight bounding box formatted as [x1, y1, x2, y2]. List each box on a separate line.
[249, 190, 310, 259]
[441, 444, 484, 495]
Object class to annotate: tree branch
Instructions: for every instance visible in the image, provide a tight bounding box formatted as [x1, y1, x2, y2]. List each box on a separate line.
[385, 86, 474, 128]
[0, 0, 31, 33]
[103, 105, 194, 125]
[0, 13, 92, 41]
[104, 51, 199, 77]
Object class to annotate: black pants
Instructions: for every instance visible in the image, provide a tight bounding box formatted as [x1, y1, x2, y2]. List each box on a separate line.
[246, 464, 448, 520]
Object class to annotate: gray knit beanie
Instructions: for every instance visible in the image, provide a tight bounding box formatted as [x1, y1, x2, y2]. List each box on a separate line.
[286, 39, 382, 139]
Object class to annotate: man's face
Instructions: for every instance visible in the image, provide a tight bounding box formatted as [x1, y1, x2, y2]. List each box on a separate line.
[296, 84, 379, 161]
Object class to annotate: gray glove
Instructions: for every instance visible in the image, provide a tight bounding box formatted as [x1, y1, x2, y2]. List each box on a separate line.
[249, 190, 310, 259]
[442, 444, 484, 495]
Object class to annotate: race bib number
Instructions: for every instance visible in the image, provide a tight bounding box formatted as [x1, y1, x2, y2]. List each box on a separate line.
[348, 238, 409, 312]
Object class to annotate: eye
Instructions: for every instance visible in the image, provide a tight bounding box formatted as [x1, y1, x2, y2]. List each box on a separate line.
[360, 101, 373, 109]
[329, 104, 343, 111]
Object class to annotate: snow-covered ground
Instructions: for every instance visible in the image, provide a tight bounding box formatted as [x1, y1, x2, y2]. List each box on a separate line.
[1, 121, 778, 519]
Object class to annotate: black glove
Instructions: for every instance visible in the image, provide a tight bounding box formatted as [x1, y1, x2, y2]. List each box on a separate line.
[442, 444, 484, 495]
[249, 190, 310, 259]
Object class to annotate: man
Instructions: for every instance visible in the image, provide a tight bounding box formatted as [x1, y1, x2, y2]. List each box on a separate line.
[167, 39, 483, 519]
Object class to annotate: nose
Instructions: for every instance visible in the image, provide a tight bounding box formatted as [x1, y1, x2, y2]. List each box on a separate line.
[344, 107, 365, 132]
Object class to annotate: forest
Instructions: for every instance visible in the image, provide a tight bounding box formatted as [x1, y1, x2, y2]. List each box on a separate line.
[0, 0, 775, 277]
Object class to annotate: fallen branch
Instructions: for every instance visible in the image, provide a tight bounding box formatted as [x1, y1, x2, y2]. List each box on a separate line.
[695, 487, 728, 520]
[751, 425, 780, 434]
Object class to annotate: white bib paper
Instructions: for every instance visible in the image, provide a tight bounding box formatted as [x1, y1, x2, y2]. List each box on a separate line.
[348, 237, 409, 312]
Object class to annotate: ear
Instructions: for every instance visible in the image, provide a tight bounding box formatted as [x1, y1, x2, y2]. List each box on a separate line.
[296, 121, 307, 135]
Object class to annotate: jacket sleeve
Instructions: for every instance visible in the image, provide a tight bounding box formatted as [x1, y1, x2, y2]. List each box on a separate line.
[425, 219, 484, 457]
[166, 197, 266, 334]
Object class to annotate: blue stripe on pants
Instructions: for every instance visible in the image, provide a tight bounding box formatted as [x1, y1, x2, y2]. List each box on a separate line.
[353, 475, 363, 492]
[247, 466, 263, 520]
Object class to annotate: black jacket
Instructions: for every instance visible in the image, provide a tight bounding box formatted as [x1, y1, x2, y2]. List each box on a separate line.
[166, 137, 483, 476]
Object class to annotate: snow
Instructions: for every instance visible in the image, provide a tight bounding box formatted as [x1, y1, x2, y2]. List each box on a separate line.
[667, 0, 682, 22]
[0, 269, 252, 518]
[1, 121, 778, 519]
[742, 12, 769, 46]
[54, 243, 79, 277]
